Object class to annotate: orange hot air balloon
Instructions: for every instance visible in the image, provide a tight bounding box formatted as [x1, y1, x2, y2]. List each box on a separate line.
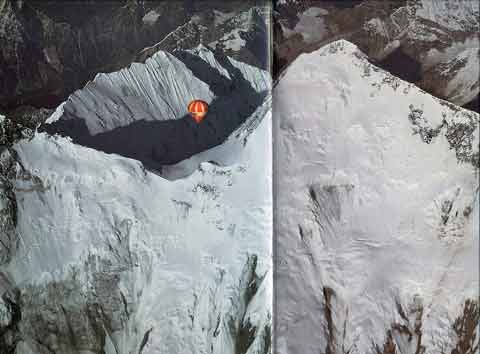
[188, 99, 209, 123]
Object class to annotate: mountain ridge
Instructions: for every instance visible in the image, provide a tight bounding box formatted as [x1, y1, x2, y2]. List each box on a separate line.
[274, 39, 478, 354]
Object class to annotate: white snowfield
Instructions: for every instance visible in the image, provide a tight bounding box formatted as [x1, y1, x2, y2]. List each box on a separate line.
[274, 40, 479, 354]
[8, 50, 272, 353]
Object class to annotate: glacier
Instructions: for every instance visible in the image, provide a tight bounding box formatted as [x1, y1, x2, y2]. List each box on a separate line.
[0, 46, 272, 354]
[274, 40, 479, 354]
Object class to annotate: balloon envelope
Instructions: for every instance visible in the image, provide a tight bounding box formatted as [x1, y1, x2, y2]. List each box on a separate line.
[188, 100, 209, 123]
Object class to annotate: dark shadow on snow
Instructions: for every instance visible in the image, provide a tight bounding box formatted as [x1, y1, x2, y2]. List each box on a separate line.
[463, 94, 479, 114]
[377, 47, 423, 84]
[40, 49, 267, 171]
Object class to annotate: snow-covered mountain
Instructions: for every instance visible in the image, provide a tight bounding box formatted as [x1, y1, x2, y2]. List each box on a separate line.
[0, 46, 272, 354]
[138, 5, 271, 71]
[274, 40, 479, 354]
[274, 0, 479, 110]
[1, 2, 478, 353]
[41, 45, 270, 176]
[0, 0, 270, 113]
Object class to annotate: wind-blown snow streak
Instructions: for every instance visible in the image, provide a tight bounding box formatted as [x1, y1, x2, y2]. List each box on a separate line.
[61, 51, 214, 135]
[275, 40, 479, 354]
[42, 46, 270, 172]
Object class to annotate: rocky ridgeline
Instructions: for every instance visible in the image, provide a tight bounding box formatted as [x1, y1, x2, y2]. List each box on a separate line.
[0, 0, 269, 113]
[274, 0, 479, 111]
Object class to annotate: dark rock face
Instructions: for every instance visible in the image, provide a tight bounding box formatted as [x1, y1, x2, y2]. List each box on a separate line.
[273, 0, 407, 77]
[378, 48, 423, 85]
[1, 0, 162, 110]
[136, 5, 270, 69]
[0, 106, 53, 270]
[464, 95, 479, 113]
[229, 255, 271, 354]
[0, 253, 141, 354]
[273, 0, 479, 108]
[0, 0, 269, 114]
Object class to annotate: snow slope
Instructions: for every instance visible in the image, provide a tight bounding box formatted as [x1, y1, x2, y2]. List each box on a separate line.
[275, 0, 479, 108]
[274, 40, 479, 354]
[42, 45, 270, 171]
[59, 50, 214, 135]
[1, 48, 272, 354]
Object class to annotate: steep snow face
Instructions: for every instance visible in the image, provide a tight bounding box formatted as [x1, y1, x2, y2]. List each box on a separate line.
[162, 94, 272, 179]
[8, 104, 271, 354]
[58, 51, 215, 135]
[0, 46, 272, 353]
[274, 40, 479, 354]
[42, 46, 270, 172]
